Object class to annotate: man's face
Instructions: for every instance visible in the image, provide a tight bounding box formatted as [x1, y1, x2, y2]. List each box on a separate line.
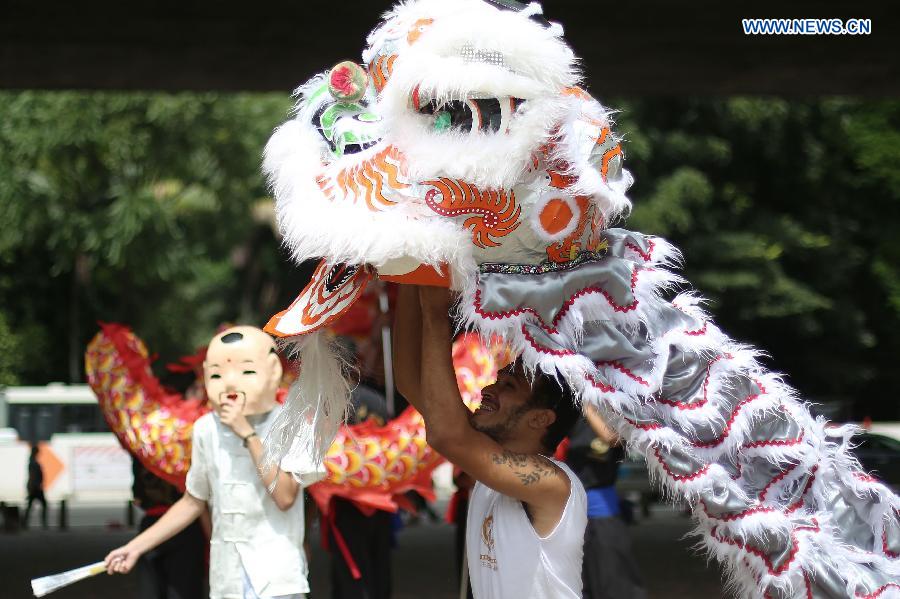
[470, 362, 536, 443]
[203, 327, 282, 416]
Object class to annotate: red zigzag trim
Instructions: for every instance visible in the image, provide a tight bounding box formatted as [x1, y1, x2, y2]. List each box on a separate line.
[652, 447, 710, 482]
[857, 584, 900, 599]
[744, 430, 805, 450]
[710, 519, 819, 576]
[624, 239, 656, 262]
[520, 324, 574, 357]
[473, 267, 643, 335]
[701, 464, 816, 523]
[759, 463, 800, 502]
[691, 379, 768, 449]
[624, 416, 662, 431]
[657, 353, 733, 411]
[584, 373, 615, 393]
[598, 360, 651, 387]
[683, 321, 709, 337]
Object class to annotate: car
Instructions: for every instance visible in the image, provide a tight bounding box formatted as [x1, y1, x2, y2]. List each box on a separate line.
[850, 432, 900, 492]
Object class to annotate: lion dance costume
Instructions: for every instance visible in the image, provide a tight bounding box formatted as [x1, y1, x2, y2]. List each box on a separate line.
[257, 1, 900, 597]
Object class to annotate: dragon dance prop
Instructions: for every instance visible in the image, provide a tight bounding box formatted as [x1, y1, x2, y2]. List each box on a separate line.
[85, 323, 504, 513]
[258, 1, 900, 597]
[85, 323, 206, 487]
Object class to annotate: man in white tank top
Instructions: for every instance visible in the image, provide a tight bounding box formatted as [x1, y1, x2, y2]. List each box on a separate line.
[393, 286, 587, 599]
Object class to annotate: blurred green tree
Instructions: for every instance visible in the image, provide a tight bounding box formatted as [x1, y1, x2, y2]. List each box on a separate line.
[611, 97, 900, 419]
[0, 92, 305, 384]
[0, 312, 23, 386]
[0, 93, 897, 420]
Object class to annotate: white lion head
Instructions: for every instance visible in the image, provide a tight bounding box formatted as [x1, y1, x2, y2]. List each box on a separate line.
[264, 0, 633, 336]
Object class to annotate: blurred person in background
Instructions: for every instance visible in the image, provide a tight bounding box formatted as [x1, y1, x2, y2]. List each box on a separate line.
[325, 336, 394, 599]
[22, 444, 47, 530]
[446, 467, 474, 599]
[565, 406, 646, 599]
[131, 459, 206, 599]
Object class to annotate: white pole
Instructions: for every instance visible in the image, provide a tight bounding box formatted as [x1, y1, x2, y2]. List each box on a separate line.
[459, 551, 469, 599]
[378, 287, 395, 417]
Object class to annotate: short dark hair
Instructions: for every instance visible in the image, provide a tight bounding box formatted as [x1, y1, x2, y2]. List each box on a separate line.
[528, 368, 580, 453]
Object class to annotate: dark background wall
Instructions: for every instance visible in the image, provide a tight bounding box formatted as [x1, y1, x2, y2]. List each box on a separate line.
[2, 0, 897, 95]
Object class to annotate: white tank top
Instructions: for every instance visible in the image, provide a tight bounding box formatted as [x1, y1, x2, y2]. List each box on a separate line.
[466, 458, 587, 599]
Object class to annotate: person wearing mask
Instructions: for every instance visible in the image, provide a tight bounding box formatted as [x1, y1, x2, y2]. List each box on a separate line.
[105, 326, 324, 599]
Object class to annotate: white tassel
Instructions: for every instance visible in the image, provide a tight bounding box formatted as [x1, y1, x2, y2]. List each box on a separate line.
[262, 332, 349, 473]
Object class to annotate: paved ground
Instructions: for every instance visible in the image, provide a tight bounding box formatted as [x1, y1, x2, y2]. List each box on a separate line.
[0, 503, 724, 599]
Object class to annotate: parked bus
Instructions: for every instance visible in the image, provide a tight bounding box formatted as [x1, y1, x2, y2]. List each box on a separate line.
[0, 384, 132, 513]
[0, 383, 108, 442]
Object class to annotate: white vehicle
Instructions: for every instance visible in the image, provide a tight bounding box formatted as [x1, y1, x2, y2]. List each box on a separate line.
[0, 384, 133, 508]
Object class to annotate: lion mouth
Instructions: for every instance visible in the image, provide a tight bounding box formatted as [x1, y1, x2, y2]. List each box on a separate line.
[413, 87, 524, 133]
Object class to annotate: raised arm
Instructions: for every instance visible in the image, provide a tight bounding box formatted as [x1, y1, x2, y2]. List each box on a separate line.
[105, 492, 205, 574]
[417, 287, 569, 532]
[392, 284, 423, 408]
[585, 404, 619, 445]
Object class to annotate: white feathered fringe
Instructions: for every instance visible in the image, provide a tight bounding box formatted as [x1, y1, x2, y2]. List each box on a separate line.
[368, 0, 579, 191]
[262, 332, 350, 476]
[263, 119, 474, 275]
[458, 230, 900, 598]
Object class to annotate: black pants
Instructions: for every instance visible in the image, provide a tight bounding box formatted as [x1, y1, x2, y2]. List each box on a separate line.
[454, 498, 473, 599]
[136, 515, 206, 599]
[328, 499, 392, 599]
[582, 516, 647, 599]
[23, 491, 47, 529]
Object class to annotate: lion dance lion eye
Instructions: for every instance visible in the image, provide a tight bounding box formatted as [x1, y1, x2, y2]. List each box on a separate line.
[416, 97, 524, 133]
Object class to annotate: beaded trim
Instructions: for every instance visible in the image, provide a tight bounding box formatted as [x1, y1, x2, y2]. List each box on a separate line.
[479, 248, 608, 276]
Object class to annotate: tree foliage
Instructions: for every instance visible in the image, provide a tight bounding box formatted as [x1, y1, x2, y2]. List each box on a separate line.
[0, 92, 305, 384]
[611, 97, 900, 418]
[0, 92, 897, 418]
[0, 311, 23, 386]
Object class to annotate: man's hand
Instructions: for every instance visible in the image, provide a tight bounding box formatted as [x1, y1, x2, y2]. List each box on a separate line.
[218, 396, 254, 439]
[104, 543, 141, 575]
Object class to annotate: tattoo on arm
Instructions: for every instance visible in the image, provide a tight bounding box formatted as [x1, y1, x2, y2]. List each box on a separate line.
[490, 451, 563, 486]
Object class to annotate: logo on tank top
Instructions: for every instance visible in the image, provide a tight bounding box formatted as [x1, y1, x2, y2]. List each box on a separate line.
[480, 513, 498, 570]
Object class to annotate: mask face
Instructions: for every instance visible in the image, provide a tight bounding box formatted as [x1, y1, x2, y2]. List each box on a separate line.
[203, 326, 283, 416]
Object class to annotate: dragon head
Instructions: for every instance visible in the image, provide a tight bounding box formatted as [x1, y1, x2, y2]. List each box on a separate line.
[264, 0, 632, 337]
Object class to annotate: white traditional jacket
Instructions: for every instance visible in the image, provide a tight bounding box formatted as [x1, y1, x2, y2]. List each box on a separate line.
[186, 409, 324, 599]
